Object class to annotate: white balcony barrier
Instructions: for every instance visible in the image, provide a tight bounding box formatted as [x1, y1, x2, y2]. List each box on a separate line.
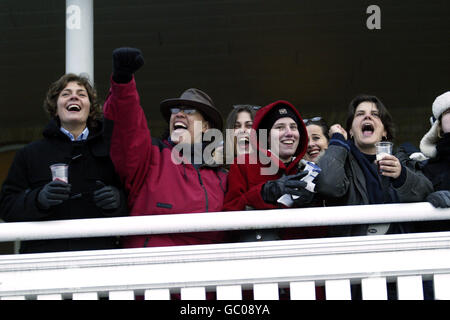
[0, 202, 450, 300]
[1, 202, 449, 242]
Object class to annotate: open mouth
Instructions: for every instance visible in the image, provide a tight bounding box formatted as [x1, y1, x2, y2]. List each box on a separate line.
[66, 104, 81, 112]
[237, 136, 249, 146]
[173, 121, 188, 130]
[308, 148, 320, 157]
[361, 123, 374, 137]
[281, 139, 296, 146]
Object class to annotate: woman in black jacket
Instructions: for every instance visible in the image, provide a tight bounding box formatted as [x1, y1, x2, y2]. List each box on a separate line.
[0, 74, 128, 253]
[416, 91, 450, 232]
[315, 94, 433, 236]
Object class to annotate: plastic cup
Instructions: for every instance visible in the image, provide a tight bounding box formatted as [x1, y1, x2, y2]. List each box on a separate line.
[50, 163, 69, 183]
[375, 142, 393, 173]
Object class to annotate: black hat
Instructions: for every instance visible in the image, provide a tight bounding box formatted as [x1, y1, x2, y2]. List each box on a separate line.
[160, 88, 223, 131]
[259, 103, 301, 131]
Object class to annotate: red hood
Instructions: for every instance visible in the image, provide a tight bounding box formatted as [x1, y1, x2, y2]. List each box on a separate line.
[250, 100, 308, 170]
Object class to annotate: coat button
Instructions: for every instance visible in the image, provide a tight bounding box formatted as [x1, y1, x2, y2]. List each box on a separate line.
[368, 228, 378, 234]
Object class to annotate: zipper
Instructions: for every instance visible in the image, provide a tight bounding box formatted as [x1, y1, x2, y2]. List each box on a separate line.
[194, 166, 209, 212]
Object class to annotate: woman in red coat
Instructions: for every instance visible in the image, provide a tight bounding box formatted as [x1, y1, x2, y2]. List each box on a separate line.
[223, 100, 326, 242]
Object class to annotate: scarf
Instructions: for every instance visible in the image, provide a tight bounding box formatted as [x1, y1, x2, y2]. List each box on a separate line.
[348, 141, 399, 204]
[348, 141, 385, 204]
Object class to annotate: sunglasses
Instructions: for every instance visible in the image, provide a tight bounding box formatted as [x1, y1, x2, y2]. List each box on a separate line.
[170, 107, 197, 115]
[233, 104, 261, 111]
[303, 116, 322, 124]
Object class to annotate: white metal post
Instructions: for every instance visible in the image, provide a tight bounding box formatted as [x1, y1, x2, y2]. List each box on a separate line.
[65, 0, 94, 82]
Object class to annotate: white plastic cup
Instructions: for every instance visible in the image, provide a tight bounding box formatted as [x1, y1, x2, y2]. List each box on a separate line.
[375, 141, 393, 173]
[50, 163, 69, 183]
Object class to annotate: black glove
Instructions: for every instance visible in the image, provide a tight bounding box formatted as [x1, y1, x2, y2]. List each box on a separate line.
[292, 186, 315, 207]
[261, 171, 312, 205]
[112, 47, 145, 83]
[93, 181, 121, 210]
[37, 180, 71, 210]
[427, 190, 450, 208]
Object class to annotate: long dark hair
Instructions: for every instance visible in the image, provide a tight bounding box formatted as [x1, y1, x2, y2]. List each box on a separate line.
[224, 104, 259, 164]
[345, 94, 395, 141]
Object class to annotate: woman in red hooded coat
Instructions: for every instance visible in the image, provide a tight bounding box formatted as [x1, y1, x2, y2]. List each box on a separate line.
[223, 100, 326, 242]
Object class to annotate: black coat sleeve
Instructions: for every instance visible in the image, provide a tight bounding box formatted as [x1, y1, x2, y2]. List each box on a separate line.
[315, 142, 351, 199]
[0, 149, 55, 222]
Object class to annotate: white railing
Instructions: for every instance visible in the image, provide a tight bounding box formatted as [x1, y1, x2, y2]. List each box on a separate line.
[1, 202, 449, 242]
[1, 202, 450, 300]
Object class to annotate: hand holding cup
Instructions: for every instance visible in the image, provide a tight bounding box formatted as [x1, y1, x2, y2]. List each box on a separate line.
[377, 154, 402, 178]
[375, 142, 401, 178]
[37, 180, 71, 209]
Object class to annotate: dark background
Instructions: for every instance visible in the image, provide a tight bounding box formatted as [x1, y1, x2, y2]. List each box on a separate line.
[0, 0, 449, 149]
[0, 0, 449, 254]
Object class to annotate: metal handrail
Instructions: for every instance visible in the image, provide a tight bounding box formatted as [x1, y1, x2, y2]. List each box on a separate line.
[0, 202, 449, 242]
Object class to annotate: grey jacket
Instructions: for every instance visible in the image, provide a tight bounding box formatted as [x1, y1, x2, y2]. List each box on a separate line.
[316, 138, 433, 236]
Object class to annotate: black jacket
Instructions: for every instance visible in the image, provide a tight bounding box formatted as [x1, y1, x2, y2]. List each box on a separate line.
[423, 133, 450, 192]
[417, 133, 450, 232]
[316, 134, 433, 236]
[0, 119, 128, 253]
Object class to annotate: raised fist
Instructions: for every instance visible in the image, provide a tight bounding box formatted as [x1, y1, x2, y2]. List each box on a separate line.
[112, 47, 144, 83]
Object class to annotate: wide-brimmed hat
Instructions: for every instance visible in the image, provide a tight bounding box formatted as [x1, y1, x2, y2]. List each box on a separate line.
[160, 88, 223, 131]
